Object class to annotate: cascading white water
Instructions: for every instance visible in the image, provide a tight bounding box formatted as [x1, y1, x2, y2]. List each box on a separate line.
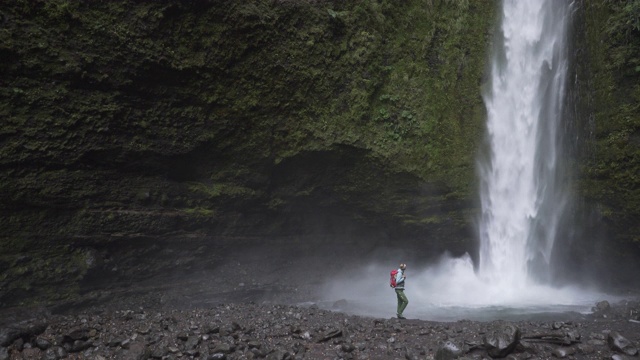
[478, 0, 571, 288]
[324, 0, 618, 320]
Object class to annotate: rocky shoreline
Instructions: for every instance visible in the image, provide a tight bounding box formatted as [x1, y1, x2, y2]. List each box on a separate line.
[1, 295, 639, 360]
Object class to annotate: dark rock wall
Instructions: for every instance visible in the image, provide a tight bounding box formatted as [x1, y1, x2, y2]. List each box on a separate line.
[0, 0, 496, 306]
[1, 0, 638, 307]
[569, 1, 640, 287]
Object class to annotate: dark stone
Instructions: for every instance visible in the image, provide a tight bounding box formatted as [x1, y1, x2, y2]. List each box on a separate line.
[577, 343, 595, 354]
[341, 342, 355, 353]
[231, 322, 242, 332]
[211, 343, 232, 354]
[0, 347, 8, 360]
[35, 337, 52, 350]
[266, 349, 289, 360]
[108, 337, 123, 347]
[551, 347, 575, 358]
[483, 324, 521, 358]
[70, 339, 93, 353]
[45, 346, 67, 360]
[564, 329, 580, 343]
[0, 328, 19, 348]
[251, 348, 267, 358]
[204, 325, 220, 334]
[150, 347, 167, 359]
[0, 321, 47, 347]
[318, 328, 342, 342]
[21, 348, 42, 358]
[64, 328, 92, 342]
[333, 299, 348, 309]
[185, 349, 199, 357]
[587, 339, 606, 346]
[608, 331, 638, 356]
[122, 341, 150, 360]
[594, 300, 611, 312]
[207, 354, 226, 360]
[219, 325, 233, 337]
[435, 340, 464, 360]
[185, 335, 200, 350]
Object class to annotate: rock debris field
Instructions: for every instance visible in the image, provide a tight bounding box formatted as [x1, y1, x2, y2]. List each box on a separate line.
[1, 295, 639, 360]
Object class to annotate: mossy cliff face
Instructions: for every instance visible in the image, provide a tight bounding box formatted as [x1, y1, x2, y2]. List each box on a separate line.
[0, 0, 496, 306]
[573, 1, 640, 278]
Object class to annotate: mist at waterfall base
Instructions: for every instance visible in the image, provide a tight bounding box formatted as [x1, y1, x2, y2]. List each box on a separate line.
[318, 254, 619, 322]
[318, 1, 621, 321]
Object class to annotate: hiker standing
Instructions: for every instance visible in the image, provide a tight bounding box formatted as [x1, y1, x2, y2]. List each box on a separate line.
[394, 263, 408, 319]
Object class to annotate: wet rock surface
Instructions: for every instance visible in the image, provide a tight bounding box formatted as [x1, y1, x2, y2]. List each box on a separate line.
[0, 295, 639, 360]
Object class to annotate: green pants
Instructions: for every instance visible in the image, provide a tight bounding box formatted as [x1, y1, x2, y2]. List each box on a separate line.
[395, 289, 409, 316]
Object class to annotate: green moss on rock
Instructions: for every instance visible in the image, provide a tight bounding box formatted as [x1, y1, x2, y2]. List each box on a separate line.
[1, 0, 500, 306]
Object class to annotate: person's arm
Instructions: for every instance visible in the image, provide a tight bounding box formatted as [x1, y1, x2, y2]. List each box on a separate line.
[395, 270, 404, 284]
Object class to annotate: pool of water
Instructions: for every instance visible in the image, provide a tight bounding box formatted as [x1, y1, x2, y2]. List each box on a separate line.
[311, 295, 618, 322]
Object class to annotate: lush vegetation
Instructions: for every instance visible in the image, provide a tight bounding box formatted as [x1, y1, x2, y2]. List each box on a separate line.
[0, 0, 639, 306]
[580, 0, 640, 252]
[0, 0, 496, 306]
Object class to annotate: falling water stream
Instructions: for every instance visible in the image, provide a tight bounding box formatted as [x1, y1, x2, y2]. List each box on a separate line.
[323, 0, 618, 320]
[478, 0, 570, 289]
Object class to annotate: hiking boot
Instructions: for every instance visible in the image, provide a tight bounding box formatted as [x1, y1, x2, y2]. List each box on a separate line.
[397, 315, 406, 319]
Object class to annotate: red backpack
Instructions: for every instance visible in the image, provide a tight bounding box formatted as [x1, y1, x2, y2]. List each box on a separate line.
[390, 269, 398, 288]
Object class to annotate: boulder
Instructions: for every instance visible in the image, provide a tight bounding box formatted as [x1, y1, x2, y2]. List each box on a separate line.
[0, 328, 19, 348]
[435, 340, 464, 360]
[564, 329, 580, 343]
[551, 346, 575, 358]
[608, 331, 638, 356]
[594, 300, 611, 312]
[483, 323, 521, 358]
[333, 299, 348, 309]
[0, 321, 47, 347]
[35, 337, 52, 350]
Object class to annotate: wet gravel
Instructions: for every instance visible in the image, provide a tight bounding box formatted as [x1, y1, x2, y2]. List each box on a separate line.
[1, 244, 639, 359]
[1, 291, 639, 360]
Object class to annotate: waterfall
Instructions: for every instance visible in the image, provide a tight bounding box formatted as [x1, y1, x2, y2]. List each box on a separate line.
[327, 0, 619, 318]
[478, 0, 571, 287]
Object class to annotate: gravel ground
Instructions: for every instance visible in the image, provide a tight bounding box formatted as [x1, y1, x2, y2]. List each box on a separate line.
[1, 288, 639, 360]
[1, 243, 639, 359]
